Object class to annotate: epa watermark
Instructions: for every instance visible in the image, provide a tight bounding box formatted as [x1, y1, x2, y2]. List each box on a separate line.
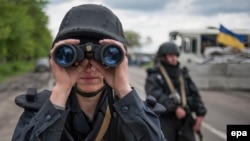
[231, 130, 247, 138]
[227, 125, 250, 141]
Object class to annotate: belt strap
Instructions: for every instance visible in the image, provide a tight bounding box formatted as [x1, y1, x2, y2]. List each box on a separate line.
[158, 63, 187, 107]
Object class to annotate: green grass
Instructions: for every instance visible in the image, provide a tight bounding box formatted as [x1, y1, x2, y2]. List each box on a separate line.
[141, 61, 154, 69]
[0, 60, 35, 82]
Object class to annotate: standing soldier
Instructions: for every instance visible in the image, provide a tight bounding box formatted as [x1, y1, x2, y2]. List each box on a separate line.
[145, 42, 207, 141]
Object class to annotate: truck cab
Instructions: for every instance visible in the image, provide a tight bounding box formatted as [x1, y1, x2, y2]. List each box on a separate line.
[168, 27, 250, 90]
[169, 28, 250, 64]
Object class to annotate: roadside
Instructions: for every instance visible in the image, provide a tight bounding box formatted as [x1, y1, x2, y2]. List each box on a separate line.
[0, 72, 53, 141]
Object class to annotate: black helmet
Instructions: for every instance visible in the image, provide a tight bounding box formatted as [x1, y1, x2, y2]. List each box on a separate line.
[53, 4, 126, 46]
[157, 42, 179, 57]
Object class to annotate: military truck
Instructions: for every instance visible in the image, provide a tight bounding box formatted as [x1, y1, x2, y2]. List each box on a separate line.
[169, 27, 250, 90]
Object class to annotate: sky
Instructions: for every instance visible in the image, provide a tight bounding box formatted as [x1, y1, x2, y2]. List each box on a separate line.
[45, 0, 250, 53]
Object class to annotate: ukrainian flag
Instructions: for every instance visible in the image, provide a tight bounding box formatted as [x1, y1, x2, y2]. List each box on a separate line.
[217, 24, 245, 51]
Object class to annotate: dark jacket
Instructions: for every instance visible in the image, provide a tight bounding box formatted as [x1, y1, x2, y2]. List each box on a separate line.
[145, 62, 207, 117]
[11, 88, 166, 141]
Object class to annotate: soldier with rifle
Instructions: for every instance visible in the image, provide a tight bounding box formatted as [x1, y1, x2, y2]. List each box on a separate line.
[145, 42, 207, 141]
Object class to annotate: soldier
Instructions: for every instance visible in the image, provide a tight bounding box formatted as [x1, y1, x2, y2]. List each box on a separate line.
[145, 42, 207, 141]
[12, 4, 166, 141]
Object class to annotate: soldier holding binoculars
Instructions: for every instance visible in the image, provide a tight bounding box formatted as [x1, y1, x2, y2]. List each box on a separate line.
[11, 4, 166, 141]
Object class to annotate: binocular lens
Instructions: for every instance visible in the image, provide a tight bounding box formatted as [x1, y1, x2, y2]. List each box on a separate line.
[54, 46, 76, 66]
[103, 46, 123, 66]
[53, 43, 123, 67]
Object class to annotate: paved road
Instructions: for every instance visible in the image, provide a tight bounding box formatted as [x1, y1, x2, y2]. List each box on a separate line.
[128, 66, 250, 141]
[0, 72, 53, 141]
[0, 67, 249, 141]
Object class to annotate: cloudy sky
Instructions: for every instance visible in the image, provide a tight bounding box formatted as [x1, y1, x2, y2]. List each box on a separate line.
[45, 0, 250, 53]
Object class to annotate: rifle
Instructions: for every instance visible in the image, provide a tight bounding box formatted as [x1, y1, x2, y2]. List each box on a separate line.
[178, 107, 203, 141]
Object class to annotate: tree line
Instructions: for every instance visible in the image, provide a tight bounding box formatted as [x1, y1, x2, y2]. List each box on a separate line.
[0, 0, 52, 62]
[0, 0, 149, 63]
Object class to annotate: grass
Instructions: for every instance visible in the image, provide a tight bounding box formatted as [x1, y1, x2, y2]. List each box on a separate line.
[0, 60, 35, 83]
[141, 61, 154, 69]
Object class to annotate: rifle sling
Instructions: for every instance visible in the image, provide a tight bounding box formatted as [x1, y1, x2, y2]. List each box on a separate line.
[94, 105, 111, 141]
[94, 88, 114, 141]
[159, 63, 187, 107]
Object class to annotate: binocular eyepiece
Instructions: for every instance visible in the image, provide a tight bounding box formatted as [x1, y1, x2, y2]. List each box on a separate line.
[53, 43, 124, 67]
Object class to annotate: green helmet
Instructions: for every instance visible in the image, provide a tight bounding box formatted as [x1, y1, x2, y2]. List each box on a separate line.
[157, 42, 179, 57]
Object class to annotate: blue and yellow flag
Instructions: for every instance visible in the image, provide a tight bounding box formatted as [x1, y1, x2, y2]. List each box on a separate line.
[217, 24, 245, 51]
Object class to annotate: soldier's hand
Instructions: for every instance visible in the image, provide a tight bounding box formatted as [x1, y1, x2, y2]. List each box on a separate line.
[90, 39, 132, 98]
[193, 116, 204, 132]
[176, 107, 186, 119]
[50, 39, 84, 107]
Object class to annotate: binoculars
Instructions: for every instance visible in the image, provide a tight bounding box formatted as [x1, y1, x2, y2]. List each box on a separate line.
[53, 43, 124, 67]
